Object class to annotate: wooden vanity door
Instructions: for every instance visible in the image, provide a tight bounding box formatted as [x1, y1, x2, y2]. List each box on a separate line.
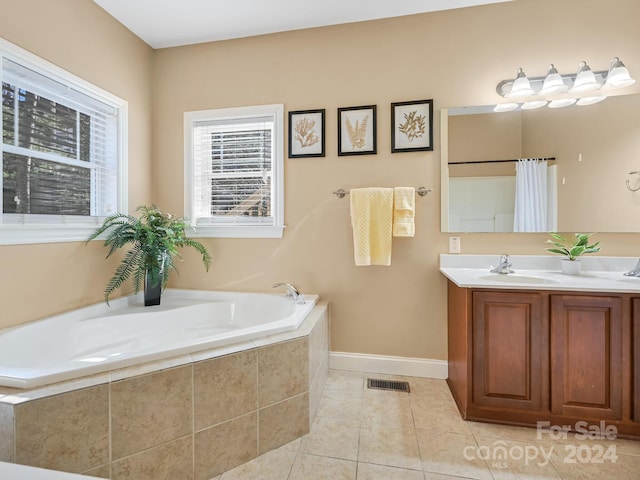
[633, 298, 640, 424]
[472, 291, 547, 412]
[550, 294, 623, 420]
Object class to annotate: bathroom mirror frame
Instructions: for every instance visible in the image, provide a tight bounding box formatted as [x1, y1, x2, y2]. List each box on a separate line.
[440, 92, 640, 233]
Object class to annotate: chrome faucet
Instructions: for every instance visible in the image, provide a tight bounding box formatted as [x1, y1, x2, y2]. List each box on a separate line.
[624, 258, 640, 277]
[272, 283, 305, 304]
[490, 254, 514, 274]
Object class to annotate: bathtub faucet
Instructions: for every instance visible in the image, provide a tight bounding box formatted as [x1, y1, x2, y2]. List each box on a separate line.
[272, 283, 305, 304]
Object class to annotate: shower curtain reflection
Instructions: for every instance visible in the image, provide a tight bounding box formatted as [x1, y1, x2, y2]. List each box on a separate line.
[513, 159, 552, 232]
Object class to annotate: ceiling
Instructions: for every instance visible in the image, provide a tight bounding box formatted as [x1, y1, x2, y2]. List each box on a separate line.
[93, 0, 512, 49]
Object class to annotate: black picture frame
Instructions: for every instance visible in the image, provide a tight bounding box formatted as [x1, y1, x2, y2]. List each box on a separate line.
[391, 99, 434, 153]
[338, 105, 377, 156]
[288, 109, 325, 158]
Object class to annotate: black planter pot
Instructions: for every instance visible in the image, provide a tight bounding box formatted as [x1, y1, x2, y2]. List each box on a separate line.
[144, 270, 162, 306]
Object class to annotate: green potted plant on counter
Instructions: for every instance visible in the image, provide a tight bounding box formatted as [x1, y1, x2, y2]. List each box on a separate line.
[87, 205, 211, 305]
[545, 232, 601, 275]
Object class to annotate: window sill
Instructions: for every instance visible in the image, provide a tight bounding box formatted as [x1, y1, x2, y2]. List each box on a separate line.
[0, 224, 100, 245]
[187, 225, 285, 239]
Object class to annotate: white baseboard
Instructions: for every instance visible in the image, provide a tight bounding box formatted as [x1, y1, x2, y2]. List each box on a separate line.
[329, 351, 448, 379]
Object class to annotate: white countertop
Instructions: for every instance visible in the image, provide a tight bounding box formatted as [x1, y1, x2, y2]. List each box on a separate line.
[0, 462, 98, 479]
[440, 254, 640, 293]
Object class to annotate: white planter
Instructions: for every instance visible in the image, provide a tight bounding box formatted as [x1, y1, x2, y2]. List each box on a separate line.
[560, 258, 581, 275]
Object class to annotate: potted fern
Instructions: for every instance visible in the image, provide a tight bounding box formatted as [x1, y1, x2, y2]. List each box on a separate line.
[87, 205, 211, 305]
[546, 232, 601, 275]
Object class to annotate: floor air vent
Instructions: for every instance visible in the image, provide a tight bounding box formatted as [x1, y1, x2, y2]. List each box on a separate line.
[367, 378, 410, 393]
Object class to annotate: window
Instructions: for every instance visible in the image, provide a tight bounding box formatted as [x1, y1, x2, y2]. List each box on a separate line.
[185, 104, 284, 238]
[0, 39, 127, 245]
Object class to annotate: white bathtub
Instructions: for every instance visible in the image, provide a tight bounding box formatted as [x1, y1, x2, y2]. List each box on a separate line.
[0, 289, 318, 389]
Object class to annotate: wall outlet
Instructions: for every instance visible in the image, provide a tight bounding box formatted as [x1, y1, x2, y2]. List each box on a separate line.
[449, 236, 461, 254]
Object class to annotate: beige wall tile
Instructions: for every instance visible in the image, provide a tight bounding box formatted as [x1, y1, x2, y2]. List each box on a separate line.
[309, 354, 329, 426]
[14, 385, 109, 472]
[194, 350, 257, 430]
[111, 435, 192, 480]
[111, 366, 192, 460]
[194, 412, 257, 480]
[259, 393, 309, 454]
[82, 464, 111, 479]
[308, 309, 329, 382]
[0, 402, 14, 462]
[258, 338, 308, 407]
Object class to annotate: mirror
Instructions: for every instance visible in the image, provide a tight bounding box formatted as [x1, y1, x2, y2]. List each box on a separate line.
[441, 93, 640, 233]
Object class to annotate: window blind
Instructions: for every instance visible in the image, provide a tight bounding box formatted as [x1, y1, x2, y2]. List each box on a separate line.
[192, 117, 275, 225]
[1, 57, 119, 222]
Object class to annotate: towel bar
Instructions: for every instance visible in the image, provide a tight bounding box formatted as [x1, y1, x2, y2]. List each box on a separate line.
[332, 187, 432, 199]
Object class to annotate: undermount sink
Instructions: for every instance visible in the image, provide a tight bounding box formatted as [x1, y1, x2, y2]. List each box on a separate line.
[477, 274, 559, 285]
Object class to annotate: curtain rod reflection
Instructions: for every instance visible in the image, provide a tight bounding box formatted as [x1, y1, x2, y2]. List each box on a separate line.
[448, 157, 556, 165]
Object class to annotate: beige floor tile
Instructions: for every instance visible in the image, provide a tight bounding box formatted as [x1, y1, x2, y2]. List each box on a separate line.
[289, 453, 357, 480]
[550, 448, 640, 479]
[474, 437, 561, 480]
[316, 388, 363, 422]
[416, 428, 493, 480]
[610, 437, 640, 456]
[469, 421, 542, 445]
[299, 416, 361, 461]
[423, 473, 475, 480]
[325, 370, 365, 391]
[359, 422, 422, 471]
[356, 462, 425, 479]
[220, 440, 297, 480]
[411, 396, 472, 434]
[362, 389, 414, 427]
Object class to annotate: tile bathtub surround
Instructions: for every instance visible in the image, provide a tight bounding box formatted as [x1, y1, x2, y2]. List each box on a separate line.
[111, 365, 192, 460]
[0, 303, 330, 479]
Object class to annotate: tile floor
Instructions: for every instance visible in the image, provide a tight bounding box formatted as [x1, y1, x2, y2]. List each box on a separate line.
[211, 370, 640, 479]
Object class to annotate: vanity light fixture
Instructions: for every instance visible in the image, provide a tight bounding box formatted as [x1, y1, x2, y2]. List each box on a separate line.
[576, 95, 607, 106]
[504, 68, 535, 98]
[548, 98, 577, 109]
[569, 61, 601, 93]
[604, 57, 636, 89]
[539, 64, 569, 95]
[493, 102, 520, 112]
[494, 57, 635, 112]
[521, 100, 547, 110]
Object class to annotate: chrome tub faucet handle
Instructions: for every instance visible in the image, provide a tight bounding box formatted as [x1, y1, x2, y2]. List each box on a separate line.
[272, 283, 305, 304]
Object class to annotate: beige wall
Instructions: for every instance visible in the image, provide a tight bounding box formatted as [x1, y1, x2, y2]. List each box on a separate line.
[1, 0, 640, 363]
[0, 0, 153, 328]
[152, 0, 640, 361]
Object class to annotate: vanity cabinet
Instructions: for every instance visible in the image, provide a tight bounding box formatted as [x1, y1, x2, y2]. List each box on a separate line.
[633, 298, 640, 424]
[447, 281, 640, 438]
[550, 294, 623, 421]
[472, 291, 548, 412]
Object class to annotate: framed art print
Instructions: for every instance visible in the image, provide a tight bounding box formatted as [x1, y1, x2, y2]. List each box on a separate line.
[338, 105, 377, 156]
[288, 109, 325, 158]
[391, 99, 433, 153]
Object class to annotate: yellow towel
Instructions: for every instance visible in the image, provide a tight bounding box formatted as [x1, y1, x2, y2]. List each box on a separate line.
[350, 188, 394, 266]
[393, 187, 415, 237]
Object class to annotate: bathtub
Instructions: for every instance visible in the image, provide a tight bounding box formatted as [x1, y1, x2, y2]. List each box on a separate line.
[0, 289, 318, 389]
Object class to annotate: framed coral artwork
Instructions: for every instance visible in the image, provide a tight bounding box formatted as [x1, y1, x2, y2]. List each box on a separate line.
[338, 105, 377, 156]
[288, 109, 325, 158]
[391, 99, 433, 153]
